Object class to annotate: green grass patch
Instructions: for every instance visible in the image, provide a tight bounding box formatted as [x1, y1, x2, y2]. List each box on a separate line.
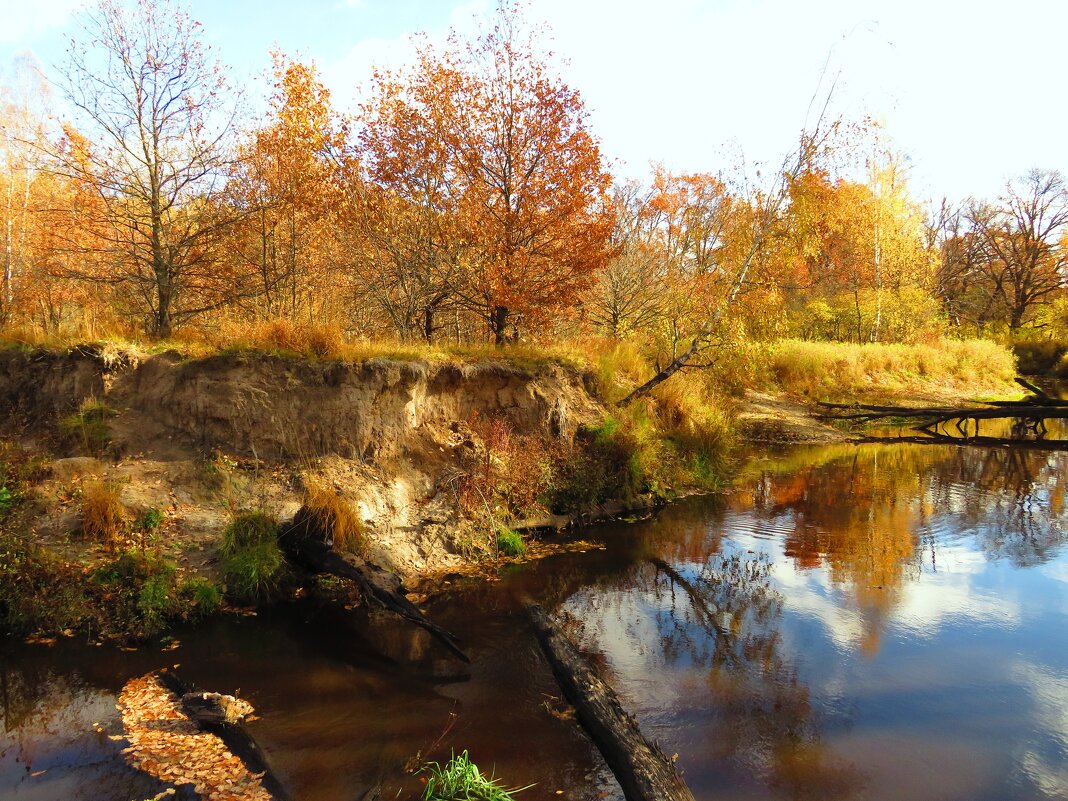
[177, 576, 223, 618]
[91, 550, 179, 638]
[420, 750, 531, 801]
[495, 527, 525, 557]
[221, 512, 284, 602]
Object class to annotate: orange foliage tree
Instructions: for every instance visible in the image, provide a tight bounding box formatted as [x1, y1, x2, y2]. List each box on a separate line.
[227, 53, 348, 324]
[357, 3, 615, 344]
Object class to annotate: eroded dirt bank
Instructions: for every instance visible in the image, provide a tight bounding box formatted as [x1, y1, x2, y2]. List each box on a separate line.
[0, 346, 603, 579]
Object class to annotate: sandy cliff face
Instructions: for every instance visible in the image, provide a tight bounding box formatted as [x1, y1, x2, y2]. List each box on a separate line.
[0, 347, 603, 577]
[118, 352, 596, 463]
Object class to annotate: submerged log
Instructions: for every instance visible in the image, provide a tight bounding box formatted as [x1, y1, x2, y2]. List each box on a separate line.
[280, 515, 469, 663]
[527, 603, 696, 801]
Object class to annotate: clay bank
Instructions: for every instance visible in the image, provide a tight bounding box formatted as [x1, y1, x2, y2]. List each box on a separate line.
[0, 345, 624, 579]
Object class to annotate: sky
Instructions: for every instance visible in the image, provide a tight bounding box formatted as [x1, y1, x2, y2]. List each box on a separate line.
[1, 0, 1066, 204]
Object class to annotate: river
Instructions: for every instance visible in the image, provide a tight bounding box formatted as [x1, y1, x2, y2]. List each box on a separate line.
[2, 427, 1068, 799]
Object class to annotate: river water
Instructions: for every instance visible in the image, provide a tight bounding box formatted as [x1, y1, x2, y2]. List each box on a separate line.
[3, 434, 1068, 800]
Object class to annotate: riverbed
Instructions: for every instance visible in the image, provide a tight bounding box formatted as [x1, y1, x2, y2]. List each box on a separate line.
[3, 433, 1068, 800]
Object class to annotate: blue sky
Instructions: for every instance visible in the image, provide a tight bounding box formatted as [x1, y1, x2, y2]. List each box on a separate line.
[2, 0, 1066, 203]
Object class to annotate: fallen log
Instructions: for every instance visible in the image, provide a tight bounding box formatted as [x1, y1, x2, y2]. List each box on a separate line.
[279, 516, 469, 663]
[527, 603, 696, 801]
[816, 379, 1068, 449]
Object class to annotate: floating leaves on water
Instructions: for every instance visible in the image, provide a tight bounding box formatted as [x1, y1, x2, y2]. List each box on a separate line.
[117, 673, 273, 801]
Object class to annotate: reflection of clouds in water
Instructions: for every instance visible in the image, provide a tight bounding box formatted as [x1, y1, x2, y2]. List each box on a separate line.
[772, 566, 867, 652]
[1010, 661, 1068, 796]
[892, 569, 1021, 637]
[1037, 560, 1068, 586]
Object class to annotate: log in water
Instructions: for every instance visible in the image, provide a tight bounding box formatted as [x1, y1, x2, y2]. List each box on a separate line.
[527, 603, 696, 801]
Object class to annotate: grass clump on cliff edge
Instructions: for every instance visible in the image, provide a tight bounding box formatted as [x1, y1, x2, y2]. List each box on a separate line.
[420, 750, 531, 801]
[220, 512, 284, 602]
[302, 482, 364, 552]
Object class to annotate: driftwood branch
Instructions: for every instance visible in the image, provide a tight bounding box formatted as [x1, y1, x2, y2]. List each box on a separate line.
[816, 380, 1067, 449]
[527, 604, 696, 801]
[279, 519, 469, 663]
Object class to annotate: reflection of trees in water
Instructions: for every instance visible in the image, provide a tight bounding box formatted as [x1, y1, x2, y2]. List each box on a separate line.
[922, 447, 1068, 566]
[0, 659, 156, 800]
[563, 551, 861, 801]
[648, 553, 860, 801]
[733, 444, 1068, 650]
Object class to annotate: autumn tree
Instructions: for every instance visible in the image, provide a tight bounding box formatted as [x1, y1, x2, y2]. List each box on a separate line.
[52, 0, 242, 336]
[0, 61, 44, 325]
[585, 181, 671, 338]
[228, 53, 348, 323]
[357, 4, 614, 345]
[968, 170, 1068, 332]
[355, 46, 468, 342]
[452, 7, 615, 343]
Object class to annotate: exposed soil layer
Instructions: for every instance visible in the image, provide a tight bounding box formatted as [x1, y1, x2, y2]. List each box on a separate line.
[0, 346, 602, 579]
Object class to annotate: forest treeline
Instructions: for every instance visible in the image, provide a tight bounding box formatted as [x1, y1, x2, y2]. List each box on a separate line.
[0, 0, 1065, 359]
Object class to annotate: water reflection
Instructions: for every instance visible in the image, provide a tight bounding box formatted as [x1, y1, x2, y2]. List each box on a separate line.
[3, 437, 1068, 801]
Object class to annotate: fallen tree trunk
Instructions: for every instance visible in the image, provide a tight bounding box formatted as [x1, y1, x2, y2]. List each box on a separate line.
[279, 520, 469, 663]
[816, 379, 1068, 449]
[527, 603, 696, 801]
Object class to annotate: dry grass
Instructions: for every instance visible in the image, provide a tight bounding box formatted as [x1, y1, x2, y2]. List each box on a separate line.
[303, 481, 363, 552]
[80, 481, 128, 548]
[767, 339, 1017, 399]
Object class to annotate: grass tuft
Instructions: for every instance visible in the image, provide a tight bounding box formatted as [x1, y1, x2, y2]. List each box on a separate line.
[80, 481, 128, 548]
[421, 750, 531, 801]
[495, 527, 525, 557]
[303, 482, 363, 552]
[220, 512, 284, 602]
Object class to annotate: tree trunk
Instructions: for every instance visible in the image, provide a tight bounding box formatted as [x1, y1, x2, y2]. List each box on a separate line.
[492, 305, 509, 345]
[527, 604, 697, 801]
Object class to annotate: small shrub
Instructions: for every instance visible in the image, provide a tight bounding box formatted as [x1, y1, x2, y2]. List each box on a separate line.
[136, 507, 164, 533]
[92, 550, 178, 638]
[0, 485, 14, 517]
[221, 512, 283, 602]
[495, 527, 525, 557]
[177, 576, 223, 618]
[548, 416, 647, 512]
[59, 398, 115, 455]
[421, 750, 531, 801]
[0, 531, 90, 634]
[80, 481, 128, 548]
[302, 482, 363, 551]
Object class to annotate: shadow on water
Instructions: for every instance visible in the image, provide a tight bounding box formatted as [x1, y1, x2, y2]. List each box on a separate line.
[4, 429, 1068, 800]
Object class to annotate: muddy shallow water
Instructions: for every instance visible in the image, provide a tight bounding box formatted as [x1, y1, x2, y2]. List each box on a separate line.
[3, 434, 1068, 800]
